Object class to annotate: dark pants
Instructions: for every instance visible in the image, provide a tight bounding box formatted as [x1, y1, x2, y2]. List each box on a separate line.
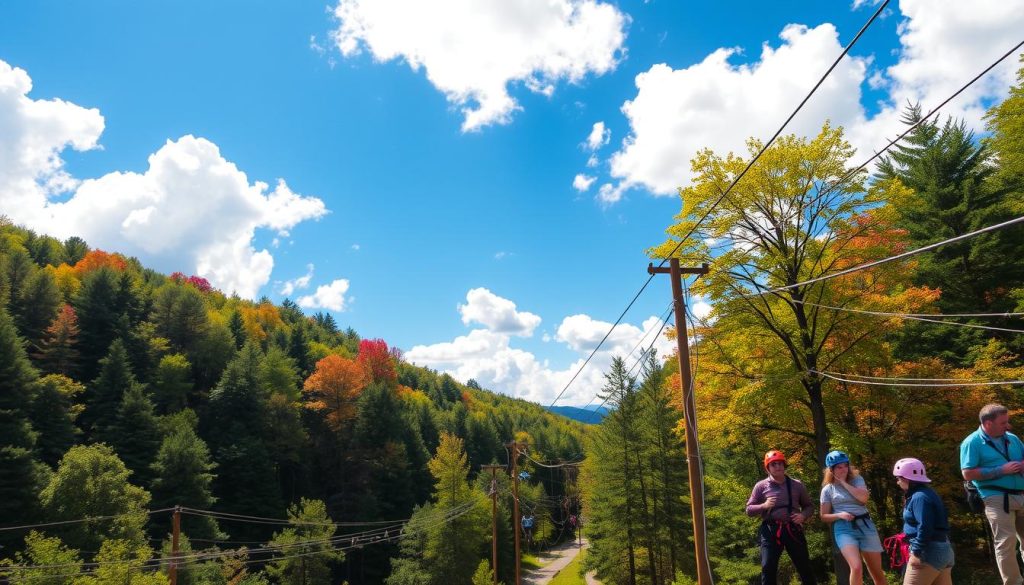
[759, 521, 816, 585]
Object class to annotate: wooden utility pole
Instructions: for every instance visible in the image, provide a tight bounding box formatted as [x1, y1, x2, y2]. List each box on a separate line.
[508, 441, 524, 585]
[648, 259, 712, 585]
[170, 506, 181, 585]
[481, 464, 504, 585]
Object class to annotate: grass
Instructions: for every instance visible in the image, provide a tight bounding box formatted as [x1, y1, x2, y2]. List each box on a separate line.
[521, 553, 543, 570]
[548, 549, 587, 585]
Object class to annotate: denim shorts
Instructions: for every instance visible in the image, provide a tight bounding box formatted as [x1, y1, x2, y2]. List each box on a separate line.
[833, 517, 883, 553]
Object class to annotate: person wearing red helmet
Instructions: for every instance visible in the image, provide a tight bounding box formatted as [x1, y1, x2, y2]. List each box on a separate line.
[746, 450, 816, 585]
[894, 457, 953, 585]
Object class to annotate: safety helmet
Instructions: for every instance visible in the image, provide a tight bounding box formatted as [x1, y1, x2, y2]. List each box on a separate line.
[892, 457, 931, 483]
[825, 450, 850, 469]
[764, 450, 786, 470]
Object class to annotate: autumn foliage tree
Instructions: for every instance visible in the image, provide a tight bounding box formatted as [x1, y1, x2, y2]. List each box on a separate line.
[357, 338, 398, 386]
[653, 124, 933, 467]
[303, 355, 367, 431]
[34, 304, 80, 376]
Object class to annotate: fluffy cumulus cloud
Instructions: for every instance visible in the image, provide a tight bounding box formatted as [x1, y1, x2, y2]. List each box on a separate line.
[0, 60, 104, 223]
[406, 288, 675, 403]
[298, 279, 352, 312]
[599, 1, 1024, 200]
[585, 121, 610, 150]
[279, 264, 315, 296]
[847, 0, 1024, 150]
[330, 0, 627, 131]
[0, 59, 328, 299]
[572, 173, 595, 192]
[459, 287, 541, 337]
[608, 23, 870, 196]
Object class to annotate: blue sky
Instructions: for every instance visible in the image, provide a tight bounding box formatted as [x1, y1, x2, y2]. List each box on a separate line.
[1, 0, 1021, 405]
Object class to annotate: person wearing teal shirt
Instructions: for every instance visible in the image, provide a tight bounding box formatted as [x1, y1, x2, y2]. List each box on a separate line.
[960, 403, 1024, 585]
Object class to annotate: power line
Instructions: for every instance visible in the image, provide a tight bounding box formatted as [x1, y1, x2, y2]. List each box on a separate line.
[813, 369, 1024, 387]
[0, 508, 176, 532]
[179, 507, 409, 528]
[789, 301, 1024, 319]
[546, 0, 890, 409]
[3, 499, 488, 578]
[524, 453, 583, 469]
[586, 307, 676, 423]
[742, 213, 1024, 299]
[789, 300, 1024, 333]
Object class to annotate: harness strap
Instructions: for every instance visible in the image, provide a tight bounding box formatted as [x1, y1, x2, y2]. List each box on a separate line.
[882, 533, 909, 568]
[851, 512, 871, 533]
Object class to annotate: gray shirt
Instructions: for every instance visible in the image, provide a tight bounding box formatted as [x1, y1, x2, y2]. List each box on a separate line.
[820, 475, 869, 516]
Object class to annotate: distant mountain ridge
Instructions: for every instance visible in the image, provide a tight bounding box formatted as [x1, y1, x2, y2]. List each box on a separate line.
[547, 405, 609, 424]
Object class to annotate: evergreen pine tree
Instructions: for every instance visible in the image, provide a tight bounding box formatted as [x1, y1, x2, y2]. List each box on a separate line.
[29, 374, 84, 467]
[878, 104, 1024, 363]
[152, 353, 193, 414]
[0, 306, 44, 546]
[266, 499, 343, 585]
[84, 339, 140, 436]
[15, 268, 61, 350]
[288, 324, 313, 379]
[202, 343, 281, 540]
[422, 433, 489, 585]
[73, 267, 122, 381]
[63, 236, 89, 265]
[104, 384, 161, 488]
[150, 425, 222, 540]
[228, 310, 246, 349]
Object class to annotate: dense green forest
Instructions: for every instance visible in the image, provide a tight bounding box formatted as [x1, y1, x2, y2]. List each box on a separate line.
[0, 220, 585, 585]
[582, 61, 1024, 585]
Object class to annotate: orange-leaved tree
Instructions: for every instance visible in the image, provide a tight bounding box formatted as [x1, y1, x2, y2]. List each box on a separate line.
[302, 355, 367, 431]
[72, 250, 127, 276]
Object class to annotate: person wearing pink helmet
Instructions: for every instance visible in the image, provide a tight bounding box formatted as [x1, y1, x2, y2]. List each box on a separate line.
[893, 457, 953, 585]
[745, 450, 816, 585]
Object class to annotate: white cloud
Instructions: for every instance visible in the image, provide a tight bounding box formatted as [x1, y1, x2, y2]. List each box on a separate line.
[586, 154, 599, 168]
[407, 291, 676, 403]
[601, 3, 1024, 202]
[585, 121, 610, 150]
[848, 0, 1024, 150]
[597, 182, 626, 204]
[280, 263, 315, 296]
[0, 60, 104, 225]
[330, 0, 627, 131]
[351, 243, 361, 251]
[0, 60, 328, 299]
[458, 287, 541, 336]
[573, 173, 596, 192]
[298, 279, 351, 312]
[607, 24, 870, 196]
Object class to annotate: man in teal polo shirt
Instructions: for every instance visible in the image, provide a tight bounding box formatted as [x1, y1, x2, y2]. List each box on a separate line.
[961, 403, 1024, 585]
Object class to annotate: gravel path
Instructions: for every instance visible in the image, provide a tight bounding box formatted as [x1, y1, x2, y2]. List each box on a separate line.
[522, 539, 590, 585]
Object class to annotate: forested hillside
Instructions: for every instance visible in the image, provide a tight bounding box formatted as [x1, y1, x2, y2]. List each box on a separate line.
[0, 223, 584, 584]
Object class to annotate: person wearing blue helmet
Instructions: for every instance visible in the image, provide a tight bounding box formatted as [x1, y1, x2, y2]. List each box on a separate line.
[820, 450, 886, 585]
